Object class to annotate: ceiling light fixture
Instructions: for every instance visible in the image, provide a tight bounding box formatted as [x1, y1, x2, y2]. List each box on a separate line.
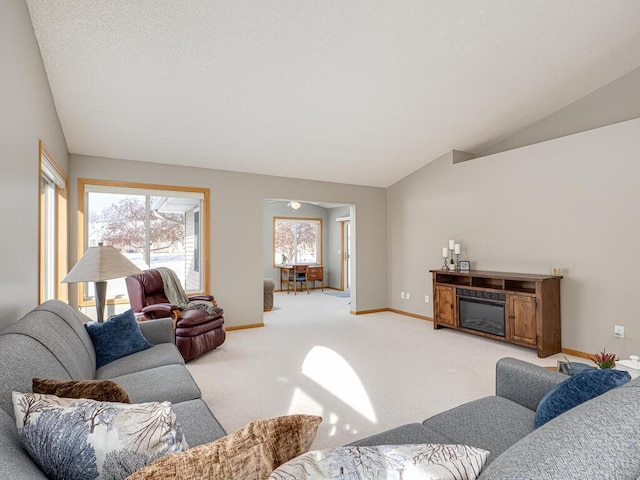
[288, 201, 301, 210]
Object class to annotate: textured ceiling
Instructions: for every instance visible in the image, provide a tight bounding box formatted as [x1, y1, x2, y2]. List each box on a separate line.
[26, 1, 640, 187]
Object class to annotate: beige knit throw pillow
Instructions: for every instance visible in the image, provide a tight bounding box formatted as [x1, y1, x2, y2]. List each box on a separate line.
[127, 414, 322, 480]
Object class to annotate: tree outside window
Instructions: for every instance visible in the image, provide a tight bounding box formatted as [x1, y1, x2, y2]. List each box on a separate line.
[274, 217, 322, 265]
[90, 196, 185, 253]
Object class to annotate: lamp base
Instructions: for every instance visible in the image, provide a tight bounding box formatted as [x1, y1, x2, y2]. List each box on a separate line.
[95, 281, 107, 323]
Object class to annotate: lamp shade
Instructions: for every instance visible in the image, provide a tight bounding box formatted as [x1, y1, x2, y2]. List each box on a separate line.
[62, 245, 142, 283]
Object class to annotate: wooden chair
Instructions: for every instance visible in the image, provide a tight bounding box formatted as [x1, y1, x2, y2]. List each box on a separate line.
[289, 265, 309, 295]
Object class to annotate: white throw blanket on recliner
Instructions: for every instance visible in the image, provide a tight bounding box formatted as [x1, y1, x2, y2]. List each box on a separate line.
[156, 267, 219, 315]
[157, 267, 191, 307]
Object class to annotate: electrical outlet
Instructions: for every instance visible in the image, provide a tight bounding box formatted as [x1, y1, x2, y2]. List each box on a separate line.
[615, 325, 625, 338]
[406, 292, 411, 300]
[400, 291, 405, 299]
[424, 295, 429, 303]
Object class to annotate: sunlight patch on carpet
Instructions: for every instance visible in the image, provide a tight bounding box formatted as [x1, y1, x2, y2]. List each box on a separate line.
[288, 387, 325, 418]
[300, 346, 377, 423]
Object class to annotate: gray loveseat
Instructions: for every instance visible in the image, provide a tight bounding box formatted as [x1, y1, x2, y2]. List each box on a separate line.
[0, 299, 227, 479]
[353, 357, 640, 479]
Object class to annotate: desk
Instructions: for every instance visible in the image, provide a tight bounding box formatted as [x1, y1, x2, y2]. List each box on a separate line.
[279, 265, 324, 294]
[306, 266, 324, 291]
[279, 265, 293, 292]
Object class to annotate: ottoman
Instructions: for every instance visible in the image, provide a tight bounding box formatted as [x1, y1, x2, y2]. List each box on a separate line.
[264, 278, 275, 311]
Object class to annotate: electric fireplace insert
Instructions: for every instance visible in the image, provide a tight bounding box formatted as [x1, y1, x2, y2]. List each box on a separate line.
[457, 288, 506, 337]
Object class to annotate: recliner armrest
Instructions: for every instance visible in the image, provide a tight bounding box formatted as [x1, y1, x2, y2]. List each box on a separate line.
[189, 295, 214, 302]
[141, 303, 178, 317]
[496, 357, 566, 411]
[137, 317, 175, 345]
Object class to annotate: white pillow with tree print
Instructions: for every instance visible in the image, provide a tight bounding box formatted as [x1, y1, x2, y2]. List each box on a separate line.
[269, 444, 489, 480]
[12, 391, 187, 480]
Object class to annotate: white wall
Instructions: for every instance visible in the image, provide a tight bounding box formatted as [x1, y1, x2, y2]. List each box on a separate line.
[0, 0, 69, 329]
[69, 155, 387, 327]
[479, 65, 640, 157]
[387, 118, 640, 357]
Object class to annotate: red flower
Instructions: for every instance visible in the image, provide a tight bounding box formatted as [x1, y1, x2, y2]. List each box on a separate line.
[589, 349, 618, 369]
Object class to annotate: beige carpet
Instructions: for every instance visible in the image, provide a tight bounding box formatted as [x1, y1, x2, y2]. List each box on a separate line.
[186, 290, 580, 449]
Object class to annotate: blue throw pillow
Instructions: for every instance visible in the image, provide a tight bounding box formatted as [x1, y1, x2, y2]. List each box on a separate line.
[85, 310, 153, 369]
[534, 368, 631, 428]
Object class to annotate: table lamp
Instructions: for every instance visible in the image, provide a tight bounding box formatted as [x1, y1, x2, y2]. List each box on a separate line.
[62, 243, 142, 322]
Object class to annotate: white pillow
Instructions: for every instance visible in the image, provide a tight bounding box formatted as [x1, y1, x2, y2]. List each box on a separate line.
[269, 444, 489, 480]
[12, 391, 188, 480]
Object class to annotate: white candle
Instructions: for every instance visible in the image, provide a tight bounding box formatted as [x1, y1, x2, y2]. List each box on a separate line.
[449, 239, 455, 250]
[454, 244, 461, 254]
[442, 247, 449, 258]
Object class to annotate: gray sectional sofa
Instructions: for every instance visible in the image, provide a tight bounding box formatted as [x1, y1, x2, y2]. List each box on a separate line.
[0, 299, 227, 479]
[353, 357, 640, 479]
[3, 299, 640, 479]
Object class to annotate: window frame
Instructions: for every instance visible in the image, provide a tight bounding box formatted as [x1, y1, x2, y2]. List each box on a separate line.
[273, 216, 323, 267]
[38, 140, 67, 303]
[77, 178, 210, 308]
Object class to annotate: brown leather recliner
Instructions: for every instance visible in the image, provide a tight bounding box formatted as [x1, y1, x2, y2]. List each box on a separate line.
[125, 269, 225, 361]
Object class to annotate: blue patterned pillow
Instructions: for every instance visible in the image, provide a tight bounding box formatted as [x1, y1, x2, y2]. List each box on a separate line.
[85, 310, 152, 369]
[12, 392, 187, 480]
[535, 368, 631, 428]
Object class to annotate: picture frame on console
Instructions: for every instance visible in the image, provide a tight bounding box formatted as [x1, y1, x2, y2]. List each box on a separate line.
[459, 260, 470, 272]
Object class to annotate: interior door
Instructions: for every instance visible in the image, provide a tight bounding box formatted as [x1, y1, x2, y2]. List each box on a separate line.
[343, 220, 351, 291]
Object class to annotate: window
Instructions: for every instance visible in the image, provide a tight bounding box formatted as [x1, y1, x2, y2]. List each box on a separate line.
[39, 141, 67, 303]
[79, 180, 209, 305]
[273, 217, 322, 266]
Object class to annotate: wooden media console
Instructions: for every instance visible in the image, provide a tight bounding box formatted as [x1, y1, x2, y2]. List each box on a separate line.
[430, 269, 562, 358]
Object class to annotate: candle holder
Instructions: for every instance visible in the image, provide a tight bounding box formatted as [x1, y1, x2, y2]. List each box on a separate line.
[449, 248, 456, 271]
[442, 246, 451, 270]
[441, 240, 464, 271]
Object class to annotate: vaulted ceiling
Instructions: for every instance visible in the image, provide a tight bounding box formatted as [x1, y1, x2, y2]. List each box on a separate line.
[26, 1, 640, 187]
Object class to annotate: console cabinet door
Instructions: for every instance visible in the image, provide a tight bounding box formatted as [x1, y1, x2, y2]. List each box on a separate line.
[508, 295, 536, 345]
[435, 285, 456, 327]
